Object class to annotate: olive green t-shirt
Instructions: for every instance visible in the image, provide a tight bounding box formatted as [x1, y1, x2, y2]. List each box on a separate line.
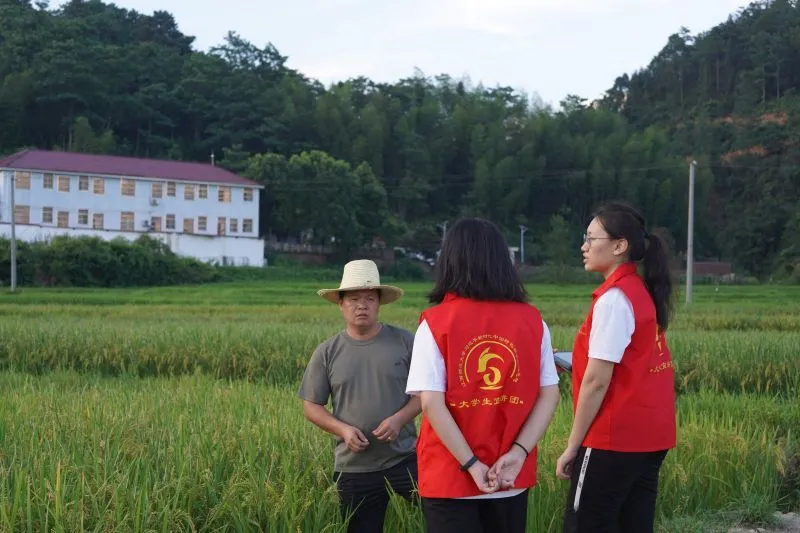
[298, 324, 417, 473]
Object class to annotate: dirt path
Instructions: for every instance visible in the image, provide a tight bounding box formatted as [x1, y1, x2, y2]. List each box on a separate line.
[728, 512, 800, 532]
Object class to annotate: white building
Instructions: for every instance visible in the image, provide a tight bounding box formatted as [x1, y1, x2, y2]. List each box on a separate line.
[0, 149, 265, 266]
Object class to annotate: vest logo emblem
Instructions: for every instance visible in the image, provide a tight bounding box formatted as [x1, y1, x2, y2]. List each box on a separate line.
[459, 335, 520, 391]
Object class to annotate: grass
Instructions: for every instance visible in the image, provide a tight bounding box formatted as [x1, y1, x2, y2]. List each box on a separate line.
[0, 281, 798, 531]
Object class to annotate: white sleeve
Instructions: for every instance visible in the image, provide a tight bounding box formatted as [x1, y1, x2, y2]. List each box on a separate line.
[539, 320, 560, 387]
[405, 319, 446, 395]
[588, 288, 635, 363]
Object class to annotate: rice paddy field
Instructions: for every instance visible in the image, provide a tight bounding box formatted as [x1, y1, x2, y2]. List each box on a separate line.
[0, 281, 798, 532]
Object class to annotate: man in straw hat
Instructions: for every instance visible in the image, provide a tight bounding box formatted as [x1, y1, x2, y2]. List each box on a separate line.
[298, 259, 421, 533]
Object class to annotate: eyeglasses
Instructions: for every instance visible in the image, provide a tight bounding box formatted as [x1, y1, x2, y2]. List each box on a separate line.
[583, 234, 614, 246]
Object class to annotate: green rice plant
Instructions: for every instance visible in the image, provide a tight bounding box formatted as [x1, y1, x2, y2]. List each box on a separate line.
[0, 281, 797, 531]
[0, 319, 796, 396]
[0, 372, 795, 532]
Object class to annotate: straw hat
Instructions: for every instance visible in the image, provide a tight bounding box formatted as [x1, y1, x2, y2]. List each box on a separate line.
[318, 259, 404, 305]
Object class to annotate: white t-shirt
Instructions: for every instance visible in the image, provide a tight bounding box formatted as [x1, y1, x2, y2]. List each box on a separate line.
[405, 317, 560, 499]
[588, 288, 635, 364]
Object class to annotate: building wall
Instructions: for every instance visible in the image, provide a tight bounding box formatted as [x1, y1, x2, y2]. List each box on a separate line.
[0, 169, 260, 236]
[0, 223, 264, 267]
[0, 169, 264, 266]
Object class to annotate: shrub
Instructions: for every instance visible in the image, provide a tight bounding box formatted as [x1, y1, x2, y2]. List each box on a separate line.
[0, 235, 219, 287]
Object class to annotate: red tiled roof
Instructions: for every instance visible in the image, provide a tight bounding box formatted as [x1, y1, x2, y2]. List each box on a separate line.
[0, 149, 261, 187]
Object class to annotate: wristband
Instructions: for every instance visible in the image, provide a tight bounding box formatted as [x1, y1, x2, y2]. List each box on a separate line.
[460, 455, 478, 471]
[512, 441, 529, 457]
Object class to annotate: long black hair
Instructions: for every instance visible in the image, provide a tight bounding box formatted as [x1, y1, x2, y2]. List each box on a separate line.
[428, 218, 528, 304]
[593, 201, 674, 331]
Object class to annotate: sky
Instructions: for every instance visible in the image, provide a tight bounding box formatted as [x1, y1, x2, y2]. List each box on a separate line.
[55, 0, 748, 107]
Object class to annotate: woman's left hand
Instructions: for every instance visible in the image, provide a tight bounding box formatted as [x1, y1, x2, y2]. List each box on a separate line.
[556, 447, 578, 480]
[488, 446, 527, 490]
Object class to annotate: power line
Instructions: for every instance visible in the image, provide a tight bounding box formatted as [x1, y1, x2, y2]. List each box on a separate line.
[242, 161, 800, 191]
[241, 163, 691, 192]
[9, 160, 773, 199]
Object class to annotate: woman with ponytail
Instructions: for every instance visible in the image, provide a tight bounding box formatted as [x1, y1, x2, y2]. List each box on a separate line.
[556, 201, 676, 533]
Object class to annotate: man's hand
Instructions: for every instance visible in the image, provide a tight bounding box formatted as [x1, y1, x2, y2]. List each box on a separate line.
[341, 426, 370, 453]
[488, 446, 527, 490]
[468, 460, 498, 493]
[372, 415, 402, 442]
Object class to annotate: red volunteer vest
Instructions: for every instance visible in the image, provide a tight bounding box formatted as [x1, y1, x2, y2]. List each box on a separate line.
[416, 294, 543, 498]
[572, 263, 677, 452]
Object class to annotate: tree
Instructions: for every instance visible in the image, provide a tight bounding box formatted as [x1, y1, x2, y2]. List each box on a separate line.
[0, 0, 798, 277]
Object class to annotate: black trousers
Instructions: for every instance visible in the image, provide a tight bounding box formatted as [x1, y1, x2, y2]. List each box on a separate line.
[563, 447, 669, 533]
[333, 454, 418, 533]
[421, 489, 529, 533]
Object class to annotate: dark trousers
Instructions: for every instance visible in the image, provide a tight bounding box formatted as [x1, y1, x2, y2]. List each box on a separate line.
[421, 489, 529, 533]
[333, 454, 418, 533]
[563, 447, 669, 533]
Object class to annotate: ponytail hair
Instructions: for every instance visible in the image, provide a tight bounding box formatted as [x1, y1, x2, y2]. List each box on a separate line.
[642, 232, 673, 331]
[593, 201, 674, 331]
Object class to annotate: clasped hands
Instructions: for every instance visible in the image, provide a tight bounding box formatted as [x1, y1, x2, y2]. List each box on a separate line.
[341, 415, 402, 453]
[466, 445, 528, 493]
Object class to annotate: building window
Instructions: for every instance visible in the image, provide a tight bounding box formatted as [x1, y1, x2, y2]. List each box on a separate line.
[199, 184, 208, 199]
[230, 218, 238, 233]
[14, 171, 31, 189]
[218, 186, 231, 203]
[43, 174, 54, 189]
[151, 216, 162, 231]
[121, 179, 136, 197]
[93, 178, 105, 194]
[183, 217, 193, 233]
[243, 187, 253, 201]
[166, 214, 175, 230]
[79, 176, 89, 191]
[243, 218, 253, 233]
[152, 182, 163, 199]
[14, 205, 30, 224]
[78, 209, 89, 225]
[57, 211, 69, 228]
[93, 213, 104, 230]
[198, 216, 207, 232]
[217, 217, 226, 235]
[58, 175, 70, 192]
[167, 182, 176, 197]
[184, 185, 194, 200]
[42, 207, 53, 224]
[120, 211, 134, 231]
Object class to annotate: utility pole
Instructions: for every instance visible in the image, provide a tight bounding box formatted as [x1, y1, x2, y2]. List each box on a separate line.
[686, 160, 696, 304]
[519, 224, 527, 265]
[437, 220, 448, 247]
[9, 171, 17, 292]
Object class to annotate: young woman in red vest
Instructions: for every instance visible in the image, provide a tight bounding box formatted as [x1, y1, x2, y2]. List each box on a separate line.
[555, 201, 677, 533]
[405, 218, 561, 533]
